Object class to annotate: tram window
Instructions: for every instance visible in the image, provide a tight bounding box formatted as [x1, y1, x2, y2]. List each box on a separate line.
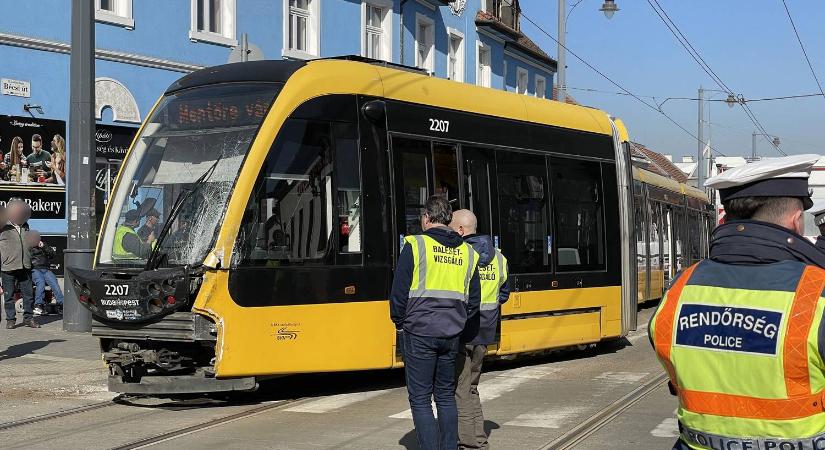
[648, 200, 662, 271]
[687, 211, 701, 264]
[672, 208, 684, 272]
[334, 122, 361, 255]
[496, 151, 550, 273]
[662, 206, 673, 282]
[433, 143, 460, 206]
[462, 146, 494, 235]
[550, 158, 605, 271]
[234, 119, 335, 266]
[634, 194, 647, 271]
[394, 137, 431, 236]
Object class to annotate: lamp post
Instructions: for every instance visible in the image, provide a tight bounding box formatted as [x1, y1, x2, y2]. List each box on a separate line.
[557, 1, 619, 103]
[697, 87, 734, 190]
[751, 133, 780, 160]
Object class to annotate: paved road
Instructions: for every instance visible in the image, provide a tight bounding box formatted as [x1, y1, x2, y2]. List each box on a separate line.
[0, 305, 682, 449]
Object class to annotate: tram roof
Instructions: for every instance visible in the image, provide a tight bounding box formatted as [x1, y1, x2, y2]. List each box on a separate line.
[633, 166, 709, 203]
[164, 58, 615, 136]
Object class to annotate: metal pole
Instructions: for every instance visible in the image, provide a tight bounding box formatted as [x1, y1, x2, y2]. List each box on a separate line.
[697, 86, 705, 190]
[557, 0, 566, 103]
[752, 132, 757, 160]
[241, 33, 249, 62]
[64, 0, 95, 332]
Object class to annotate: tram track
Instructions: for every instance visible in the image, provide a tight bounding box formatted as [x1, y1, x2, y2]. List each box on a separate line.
[0, 398, 118, 432]
[538, 371, 669, 450]
[109, 397, 308, 450]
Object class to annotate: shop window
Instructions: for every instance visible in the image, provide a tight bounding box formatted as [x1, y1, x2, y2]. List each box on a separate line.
[95, 0, 134, 29]
[550, 158, 605, 271]
[190, 0, 237, 46]
[496, 151, 550, 273]
[233, 119, 361, 267]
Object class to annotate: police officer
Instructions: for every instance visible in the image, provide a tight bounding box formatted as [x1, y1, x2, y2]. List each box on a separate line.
[113, 210, 154, 260]
[449, 209, 509, 450]
[390, 196, 481, 450]
[807, 201, 825, 251]
[651, 154, 825, 450]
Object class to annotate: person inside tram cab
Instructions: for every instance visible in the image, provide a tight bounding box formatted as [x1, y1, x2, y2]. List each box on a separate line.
[113, 210, 154, 260]
[137, 208, 160, 243]
[808, 201, 825, 251]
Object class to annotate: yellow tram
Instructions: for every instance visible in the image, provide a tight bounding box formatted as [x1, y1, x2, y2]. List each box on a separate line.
[68, 57, 705, 394]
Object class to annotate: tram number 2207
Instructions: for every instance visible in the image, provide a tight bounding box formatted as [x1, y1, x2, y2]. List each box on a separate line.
[429, 118, 450, 133]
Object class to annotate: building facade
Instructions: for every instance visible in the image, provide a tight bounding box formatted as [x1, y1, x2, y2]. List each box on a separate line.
[0, 0, 555, 251]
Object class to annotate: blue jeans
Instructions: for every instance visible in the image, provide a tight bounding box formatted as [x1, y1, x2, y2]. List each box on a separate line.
[32, 268, 63, 306]
[2, 270, 33, 321]
[403, 331, 460, 450]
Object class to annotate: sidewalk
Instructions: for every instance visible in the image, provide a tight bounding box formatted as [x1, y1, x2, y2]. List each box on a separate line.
[0, 315, 112, 423]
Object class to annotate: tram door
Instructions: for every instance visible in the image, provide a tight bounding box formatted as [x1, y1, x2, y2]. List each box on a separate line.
[391, 137, 460, 244]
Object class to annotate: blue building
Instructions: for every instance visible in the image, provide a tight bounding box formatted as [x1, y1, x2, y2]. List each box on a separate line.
[0, 0, 555, 246]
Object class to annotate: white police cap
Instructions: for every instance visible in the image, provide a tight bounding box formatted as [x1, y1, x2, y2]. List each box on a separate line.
[704, 154, 820, 210]
[809, 200, 825, 226]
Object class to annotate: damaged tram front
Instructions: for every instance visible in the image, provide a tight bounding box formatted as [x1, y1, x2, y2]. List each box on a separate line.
[69, 76, 285, 394]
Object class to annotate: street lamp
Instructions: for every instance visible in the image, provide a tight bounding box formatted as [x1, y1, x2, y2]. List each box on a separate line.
[557, 1, 619, 103]
[599, 0, 620, 19]
[752, 133, 780, 159]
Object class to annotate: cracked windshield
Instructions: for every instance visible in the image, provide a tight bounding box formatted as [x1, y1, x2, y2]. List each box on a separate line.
[97, 82, 282, 267]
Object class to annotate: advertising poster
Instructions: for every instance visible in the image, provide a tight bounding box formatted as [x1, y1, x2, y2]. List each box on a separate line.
[0, 115, 67, 186]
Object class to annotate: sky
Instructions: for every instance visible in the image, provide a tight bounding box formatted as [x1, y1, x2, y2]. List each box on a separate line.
[518, 0, 825, 160]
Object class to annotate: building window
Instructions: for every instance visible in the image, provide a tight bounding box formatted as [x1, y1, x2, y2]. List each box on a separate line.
[362, 1, 392, 61]
[447, 29, 464, 82]
[483, 0, 520, 31]
[95, 0, 134, 29]
[477, 43, 491, 88]
[189, 0, 237, 47]
[535, 75, 546, 99]
[516, 67, 528, 94]
[415, 14, 435, 74]
[284, 0, 320, 59]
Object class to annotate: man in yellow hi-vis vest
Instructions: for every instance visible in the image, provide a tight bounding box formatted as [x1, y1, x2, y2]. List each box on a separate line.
[449, 209, 509, 450]
[651, 154, 825, 450]
[390, 196, 481, 450]
[113, 209, 154, 260]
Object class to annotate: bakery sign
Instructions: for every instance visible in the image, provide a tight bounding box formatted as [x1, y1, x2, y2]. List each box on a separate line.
[2, 78, 31, 98]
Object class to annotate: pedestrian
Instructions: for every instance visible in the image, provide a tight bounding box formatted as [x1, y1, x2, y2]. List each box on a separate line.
[807, 201, 825, 252]
[29, 231, 64, 316]
[449, 209, 509, 450]
[390, 195, 481, 450]
[651, 154, 825, 450]
[0, 198, 39, 328]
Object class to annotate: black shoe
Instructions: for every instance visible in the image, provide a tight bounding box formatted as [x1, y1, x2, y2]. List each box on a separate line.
[6, 320, 15, 329]
[56, 304, 63, 315]
[22, 318, 40, 328]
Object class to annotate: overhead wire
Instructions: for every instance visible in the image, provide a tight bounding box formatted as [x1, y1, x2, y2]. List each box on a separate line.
[779, 0, 825, 99]
[647, 0, 786, 156]
[517, 12, 726, 156]
[568, 87, 823, 103]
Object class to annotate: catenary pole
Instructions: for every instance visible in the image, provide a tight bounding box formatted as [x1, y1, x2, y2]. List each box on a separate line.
[64, 0, 95, 332]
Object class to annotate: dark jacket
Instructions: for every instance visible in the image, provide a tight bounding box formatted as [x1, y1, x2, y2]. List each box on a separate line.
[709, 220, 825, 267]
[0, 222, 31, 271]
[31, 244, 55, 269]
[815, 236, 825, 253]
[462, 234, 510, 345]
[390, 226, 482, 338]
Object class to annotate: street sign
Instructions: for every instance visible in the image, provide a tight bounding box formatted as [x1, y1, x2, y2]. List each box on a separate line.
[1, 78, 31, 97]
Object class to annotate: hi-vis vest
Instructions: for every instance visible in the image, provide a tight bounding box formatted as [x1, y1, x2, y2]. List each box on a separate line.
[113, 225, 140, 259]
[652, 260, 825, 450]
[405, 235, 478, 303]
[480, 250, 507, 310]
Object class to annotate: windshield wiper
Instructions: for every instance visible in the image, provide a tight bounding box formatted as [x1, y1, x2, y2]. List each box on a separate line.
[145, 155, 223, 271]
